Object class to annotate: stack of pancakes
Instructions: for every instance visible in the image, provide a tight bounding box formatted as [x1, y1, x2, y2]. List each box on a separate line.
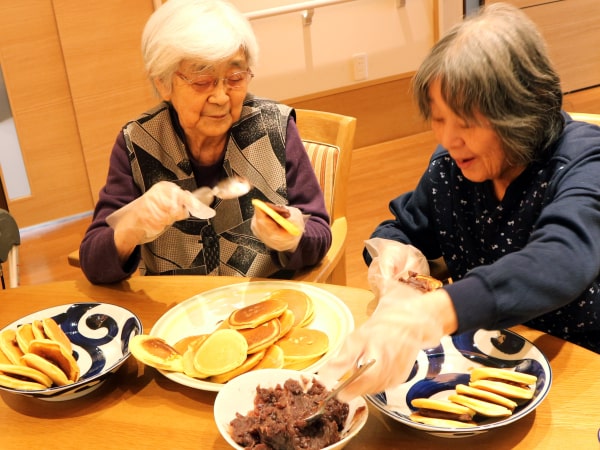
[0, 318, 80, 391]
[410, 367, 538, 428]
[131, 289, 330, 383]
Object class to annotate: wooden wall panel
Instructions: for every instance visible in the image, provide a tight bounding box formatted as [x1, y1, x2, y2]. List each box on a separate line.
[53, 0, 157, 203]
[0, 1, 92, 228]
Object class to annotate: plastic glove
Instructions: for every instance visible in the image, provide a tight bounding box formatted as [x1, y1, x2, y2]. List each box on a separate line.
[318, 284, 448, 402]
[250, 203, 306, 252]
[106, 181, 215, 245]
[365, 238, 429, 299]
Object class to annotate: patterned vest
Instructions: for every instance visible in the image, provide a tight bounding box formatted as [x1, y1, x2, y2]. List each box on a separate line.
[123, 96, 294, 277]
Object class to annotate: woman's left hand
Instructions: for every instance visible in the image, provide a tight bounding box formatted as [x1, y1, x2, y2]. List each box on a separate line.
[250, 203, 305, 252]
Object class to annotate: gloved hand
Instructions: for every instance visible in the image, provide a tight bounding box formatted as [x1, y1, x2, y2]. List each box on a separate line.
[106, 181, 215, 245]
[318, 284, 449, 402]
[365, 238, 429, 299]
[250, 203, 306, 252]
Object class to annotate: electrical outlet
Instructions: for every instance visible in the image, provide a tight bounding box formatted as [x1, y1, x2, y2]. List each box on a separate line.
[352, 53, 368, 81]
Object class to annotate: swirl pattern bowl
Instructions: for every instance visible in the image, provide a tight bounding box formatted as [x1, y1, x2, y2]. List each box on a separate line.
[0, 302, 142, 401]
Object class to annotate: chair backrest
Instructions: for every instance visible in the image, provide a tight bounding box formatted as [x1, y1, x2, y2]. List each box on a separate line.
[568, 112, 600, 127]
[295, 109, 356, 223]
[0, 208, 20, 288]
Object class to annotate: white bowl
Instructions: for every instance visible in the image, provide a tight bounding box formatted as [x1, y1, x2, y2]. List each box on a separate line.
[0, 302, 142, 401]
[214, 368, 369, 450]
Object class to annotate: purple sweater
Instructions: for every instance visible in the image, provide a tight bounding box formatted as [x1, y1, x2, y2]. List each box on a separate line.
[80, 114, 332, 284]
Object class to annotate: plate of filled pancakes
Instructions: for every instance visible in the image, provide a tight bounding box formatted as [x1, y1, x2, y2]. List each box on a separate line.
[0, 303, 142, 400]
[132, 281, 354, 392]
[366, 328, 552, 437]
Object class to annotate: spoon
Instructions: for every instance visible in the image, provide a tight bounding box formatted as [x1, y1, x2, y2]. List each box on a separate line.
[192, 175, 252, 204]
[300, 359, 376, 426]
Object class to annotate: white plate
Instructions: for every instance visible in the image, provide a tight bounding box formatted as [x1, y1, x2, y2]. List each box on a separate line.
[0, 302, 142, 401]
[366, 328, 552, 437]
[150, 281, 354, 392]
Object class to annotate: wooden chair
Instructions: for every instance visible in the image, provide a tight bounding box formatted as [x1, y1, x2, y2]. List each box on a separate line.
[291, 108, 356, 285]
[68, 109, 357, 285]
[0, 208, 20, 288]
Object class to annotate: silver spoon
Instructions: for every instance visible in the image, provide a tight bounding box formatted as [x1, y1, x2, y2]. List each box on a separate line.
[192, 175, 252, 204]
[301, 359, 376, 426]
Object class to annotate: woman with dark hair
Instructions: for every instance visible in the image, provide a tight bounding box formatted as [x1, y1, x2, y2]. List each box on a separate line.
[322, 2, 600, 399]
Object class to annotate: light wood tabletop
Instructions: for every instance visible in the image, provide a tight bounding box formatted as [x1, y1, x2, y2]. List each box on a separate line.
[1, 276, 599, 449]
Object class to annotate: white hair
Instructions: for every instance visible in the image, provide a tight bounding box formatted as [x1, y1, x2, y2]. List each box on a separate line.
[142, 0, 258, 92]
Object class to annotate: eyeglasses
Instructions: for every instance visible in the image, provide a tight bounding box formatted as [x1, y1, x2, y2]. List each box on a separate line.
[175, 70, 254, 94]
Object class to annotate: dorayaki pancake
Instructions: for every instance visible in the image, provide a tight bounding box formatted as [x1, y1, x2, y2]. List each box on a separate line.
[277, 309, 295, 338]
[401, 272, 443, 292]
[28, 339, 80, 382]
[238, 318, 280, 354]
[21, 353, 72, 387]
[268, 289, 313, 327]
[470, 367, 538, 385]
[227, 299, 288, 330]
[193, 329, 248, 376]
[469, 367, 537, 400]
[251, 198, 302, 236]
[252, 344, 285, 371]
[277, 327, 329, 362]
[282, 356, 321, 371]
[448, 393, 513, 417]
[182, 338, 210, 379]
[0, 329, 24, 365]
[15, 323, 36, 353]
[0, 373, 49, 391]
[0, 362, 53, 388]
[42, 318, 73, 353]
[31, 319, 47, 340]
[411, 398, 476, 422]
[173, 334, 209, 355]
[456, 383, 518, 410]
[409, 414, 477, 428]
[209, 349, 266, 384]
[129, 335, 184, 373]
[469, 379, 534, 400]
[0, 348, 12, 365]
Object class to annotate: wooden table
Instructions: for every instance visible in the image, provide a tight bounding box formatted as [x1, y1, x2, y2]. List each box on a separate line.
[1, 276, 599, 449]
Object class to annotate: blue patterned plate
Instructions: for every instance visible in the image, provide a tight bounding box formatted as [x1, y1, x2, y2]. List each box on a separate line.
[0, 303, 142, 401]
[365, 329, 552, 437]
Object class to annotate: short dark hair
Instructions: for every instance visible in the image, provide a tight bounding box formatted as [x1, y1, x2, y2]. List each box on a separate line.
[413, 3, 564, 165]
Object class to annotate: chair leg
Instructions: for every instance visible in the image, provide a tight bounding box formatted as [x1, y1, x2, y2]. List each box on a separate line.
[328, 252, 347, 286]
[0, 264, 5, 289]
[7, 246, 19, 288]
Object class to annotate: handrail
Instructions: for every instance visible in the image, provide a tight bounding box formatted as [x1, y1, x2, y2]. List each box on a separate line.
[246, 0, 406, 22]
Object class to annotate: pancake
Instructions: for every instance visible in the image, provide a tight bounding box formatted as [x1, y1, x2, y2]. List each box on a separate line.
[251, 198, 301, 236]
[0, 348, 12, 365]
[448, 393, 513, 417]
[276, 309, 295, 338]
[411, 397, 475, 423]
[409, 414, 477, 428]
[0, 329, 24, 365]
[456, 383, 517, 410]
[227, 299, 288, 330]
[182, 337, 210, 379]
[193, 329, 248, 376]
[0, 373, 49, 391]
[209, 350, 265, 384]
[277, 327, 329, 362]
[42, 318, 73, 353]
[268, 289, 313, 327]
[282, 355, 321, 371]
[129, 335, 184, 373]
[15, 323, 36, 353]
[0, 362, 53, 388]
[31, 319, 47, 340]
[469, 379, 535, 400]
[28, 339, 80, 382]
[252, 344, 284, 371]
[469, 367, 538, 385]
[21, 353, 72, 386]
[173, 334, 209, 355]
[238, 318, 280, 354]
[469, 367, 537, 400]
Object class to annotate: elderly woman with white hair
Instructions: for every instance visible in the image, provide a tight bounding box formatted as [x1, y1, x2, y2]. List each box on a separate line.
[79, 0, 331, 284]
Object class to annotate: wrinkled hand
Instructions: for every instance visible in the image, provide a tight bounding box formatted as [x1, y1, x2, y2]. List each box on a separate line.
[107, 181, 215, 245]
[366, 238, 429, 298]
[250, 203, 306, 252]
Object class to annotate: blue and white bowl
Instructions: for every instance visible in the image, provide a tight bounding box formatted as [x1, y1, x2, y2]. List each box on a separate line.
[0, 302, 142, 401]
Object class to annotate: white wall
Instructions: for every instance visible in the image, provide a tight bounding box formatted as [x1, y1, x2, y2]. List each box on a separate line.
[230, 0, 462, 100]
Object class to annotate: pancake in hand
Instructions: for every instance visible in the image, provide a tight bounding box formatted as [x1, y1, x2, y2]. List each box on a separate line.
[0, 363, 54, 390]
[129, 335, 184, 373]
[251, 198, 301, 236]
[227, 298, 288, 329]
[410, 398, 476, 428]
